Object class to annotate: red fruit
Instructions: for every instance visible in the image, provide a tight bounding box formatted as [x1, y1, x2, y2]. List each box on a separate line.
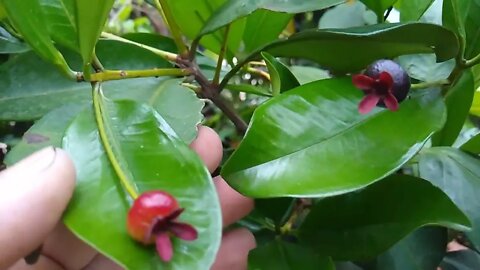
[127, 191, 198, 262]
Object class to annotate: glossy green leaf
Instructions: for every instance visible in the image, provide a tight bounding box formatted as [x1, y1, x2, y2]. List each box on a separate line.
[242, 10, 292, 55]
[432, 70, 475, 146]
[289, 66, 330, 85]
[440, 250, 480, 270]
[298, 174, 471, 260]
[0, 0, 72, 74]
[4, 103, 87, 165]
[248, 239, 335, 270]
[419, 147, 480, 250]
[396, 54, 455, 82]
[39, 0, 79, 51]
[200, 0, 344, 36]
[374, 227, 447, 270]
[261, 52, 299, 95]
[360, 0, 396, 21]
[63, 99, 221, 269]
[76, 0, 114, 64]
[221, 78, 446, 198]
[165, 0, 245, 58]
[241, 23, 458, 74]
[399, 0, 435, 21]
[0, 26, 30, 54]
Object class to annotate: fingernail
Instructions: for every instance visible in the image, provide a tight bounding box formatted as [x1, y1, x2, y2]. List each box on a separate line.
[19, 147, 57, 173]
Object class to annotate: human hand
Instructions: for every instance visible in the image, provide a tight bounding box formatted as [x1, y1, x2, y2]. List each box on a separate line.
[0, 126, 255, 269]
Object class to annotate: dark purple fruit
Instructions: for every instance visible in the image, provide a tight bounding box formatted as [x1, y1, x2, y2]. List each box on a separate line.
[352, 59, 411, 114]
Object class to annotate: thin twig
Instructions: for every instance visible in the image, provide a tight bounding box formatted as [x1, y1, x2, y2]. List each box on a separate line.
[213, 25, 231, 85]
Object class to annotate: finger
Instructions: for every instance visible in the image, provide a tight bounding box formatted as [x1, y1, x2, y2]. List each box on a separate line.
[8, 255, 63, 270]
[190, 126, 223, 173]
[41, 223, 97, 270]
[214, 176, 254, 228]
[211, 228, 256, 270]
[83, 254, 123, 270]
[0, 148, 75, 269]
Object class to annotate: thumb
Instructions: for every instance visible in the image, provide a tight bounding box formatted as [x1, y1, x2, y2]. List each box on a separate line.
[0, 147, 76, 269]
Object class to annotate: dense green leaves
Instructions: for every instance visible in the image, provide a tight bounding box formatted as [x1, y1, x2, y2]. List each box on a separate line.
[298, 175, 470, 260]
[4, 104, 87, 165]
[399, 0, 435, 21]
[63, 98, 221, 269]
[39, 0, 78, 52]
[261, 52, 299, 95]
[1, 0, 72, 74]
[432, 70, 475, 146]
[222, 78, 445, 198]
[200, 0, 343, 36]
[76, 0, 114, 65]
[248, 239, 335, 270]
[374, 227, 447, 270]
[419, 147, 480, 250]
[242, 23, 458, 74]
[443, 0, 471, 50]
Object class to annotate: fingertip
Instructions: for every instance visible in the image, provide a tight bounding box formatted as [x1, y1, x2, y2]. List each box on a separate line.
[211, 228, 256, 270]
[214, 176, 254, 227]
[0, 147, 76, 269]
[190, 126, 223, 173]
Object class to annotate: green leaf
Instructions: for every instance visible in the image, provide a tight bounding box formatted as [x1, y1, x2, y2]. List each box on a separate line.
[39, 0, 79, 52]
[460, 133, 480, 154]
[242, 10, 292, 55]
[0, 26, 30, 54]
[63, 99, 221, 269]
[360, 0, 396, 21]
[399, 0, 435, 21]
[221, 78, 446, 198]
[396, 53, 455, 82]
[319, 1, 377, 29]
[242, 23, 459, 74]
[289, 66, 330, 85]
[440, 250, 480, 270]
[255, 198, 293, 227]
[374, 227, 447, 270]
[464, 0, 480, 59]
[298, 174, 471, 260]
[432, 70, 475, 146]
[4, 103, 87, 165]
[418, 147, 480, 250]
[0, 0, 72, 75]
[261, 52, 299, 95]
[248, 239, 335, 270]
[75, 0, 114, 64]
[443, 0, 471, 50]
[164, 0, 245, 58]
[200, 0, 344, 36]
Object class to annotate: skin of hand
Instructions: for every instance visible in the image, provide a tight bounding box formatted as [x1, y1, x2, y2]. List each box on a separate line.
[0, 126, 256, 270]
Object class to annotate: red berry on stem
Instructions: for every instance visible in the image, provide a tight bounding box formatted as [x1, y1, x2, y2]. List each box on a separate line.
[127, 190, 198, 262]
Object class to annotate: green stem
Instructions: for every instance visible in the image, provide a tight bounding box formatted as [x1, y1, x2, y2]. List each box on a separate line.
[464, 53, 480, 68]
[90, 68, 190, 82]
[101, 32, 178, 62]
[92, 83, 139, 200]
[213, 25, 230, 85]
[154, 0, 188, 55]
[411, 79, 450, 90]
